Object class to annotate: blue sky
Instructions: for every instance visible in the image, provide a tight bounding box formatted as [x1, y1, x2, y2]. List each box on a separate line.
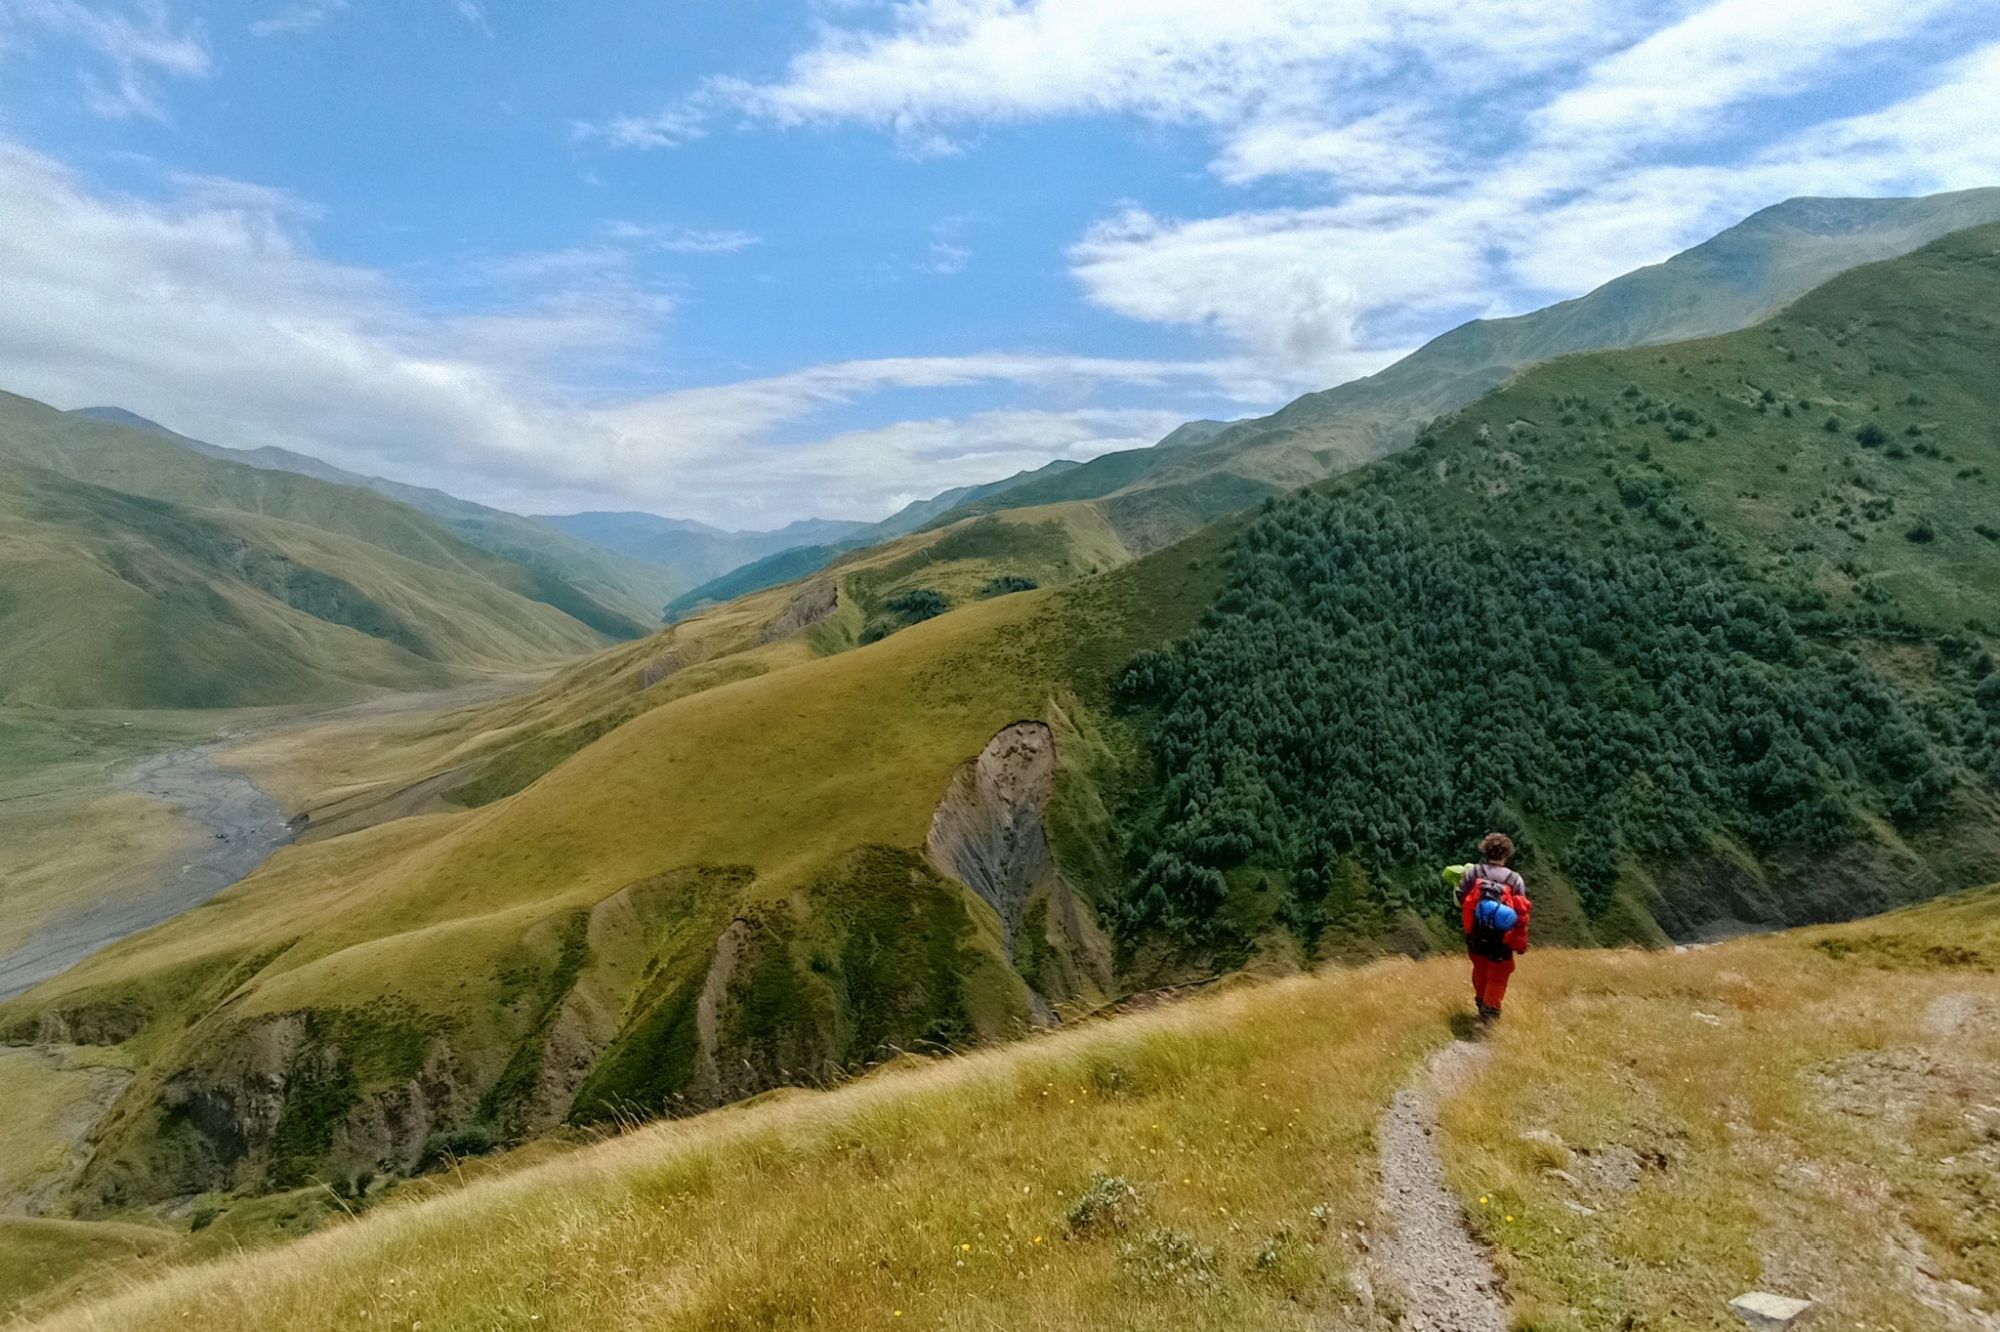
[0, 0, 1996, 528]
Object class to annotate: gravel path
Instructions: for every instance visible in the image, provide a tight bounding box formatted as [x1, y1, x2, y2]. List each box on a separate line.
[0, 741, 291, 999]
[1374, 1040, 1508, 1331]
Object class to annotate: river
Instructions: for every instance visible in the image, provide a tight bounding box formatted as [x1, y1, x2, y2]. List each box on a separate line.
[0, 741, 293, 1000]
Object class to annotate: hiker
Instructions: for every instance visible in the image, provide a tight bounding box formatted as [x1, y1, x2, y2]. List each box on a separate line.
[1442, 833, 1532, 1021]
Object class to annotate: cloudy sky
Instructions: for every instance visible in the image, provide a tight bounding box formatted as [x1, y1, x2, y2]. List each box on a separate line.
[1, 0, 1996, 528]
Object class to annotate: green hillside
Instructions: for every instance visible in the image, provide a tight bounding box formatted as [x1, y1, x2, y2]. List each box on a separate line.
[5, 221, 1997, 1217]
[944, 189, 2000, 553]
[3, 393, 650, 642]
[72, 407, 685, 625]
[0, 395, 647, 707]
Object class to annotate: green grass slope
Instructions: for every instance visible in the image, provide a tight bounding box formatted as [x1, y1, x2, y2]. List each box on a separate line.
[943, 189, 2000, 554]
[0, 398, 654, 707]
[7, 220, 1999, 1215]
[72, 407, 686, 626]
[0, 457, 613, 707]
[5, 392, 651, 642]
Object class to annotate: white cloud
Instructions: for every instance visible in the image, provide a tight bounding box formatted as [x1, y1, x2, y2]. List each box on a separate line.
[580, 0, 1994, 385]
[601, 221, 762, 254]
[0, 141, 1254, 526]
[590, 405, 1193, 526]
[653, 0, 1625, 155]
[1069, 199, 1487, 375]
[0, 0, 210, 118]
[452, 0, 490, 37]
[250, 0, 346, 38]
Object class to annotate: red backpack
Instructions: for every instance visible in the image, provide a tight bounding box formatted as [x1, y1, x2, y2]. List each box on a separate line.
[1463, 865, 1522, 960]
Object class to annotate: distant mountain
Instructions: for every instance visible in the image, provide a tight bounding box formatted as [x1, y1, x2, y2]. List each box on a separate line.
[71, 408, 684, 625]
[658, 457, 1111, 618]
[945, 188, 2000, 546]
[1, 393, 646, 707]
[537, 510, 870, 588]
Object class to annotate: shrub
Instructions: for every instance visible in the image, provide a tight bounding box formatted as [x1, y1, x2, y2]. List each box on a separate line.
[1855, 423, 1888, 448]
[883, 588, 948, 622]
[1065, 1173, 1142, 1237]
[1117, 1228, 1220, 1292]
[978, 574, 1039, 598]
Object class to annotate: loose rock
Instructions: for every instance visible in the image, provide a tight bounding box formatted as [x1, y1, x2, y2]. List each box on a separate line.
[1728, 1291, 1816, 1330]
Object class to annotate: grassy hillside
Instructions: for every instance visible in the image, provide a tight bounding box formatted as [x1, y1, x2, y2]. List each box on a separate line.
[658, 462, 1130, 618]
[943, 189, 2000, 556]
[14, 886, 1998, 1331]
[0, 459, 611, 707]
[1100, 221, 2000, 950]
[67, 406, 686, 626]
[6, 221, 1997, 1217]
[0, 395, 649, 707]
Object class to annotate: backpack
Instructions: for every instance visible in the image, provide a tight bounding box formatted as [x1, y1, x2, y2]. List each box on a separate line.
[1465, 867, 1519, 959]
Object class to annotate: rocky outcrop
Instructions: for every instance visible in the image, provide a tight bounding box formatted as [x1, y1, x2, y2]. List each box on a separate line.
[78, 1004, 468, 1205]
[687, 918, 755, 1105]
[761, 581, 839, 644]
[640, 649, 688, 688]
[927, 722, 1061, 950]
[927, 721, 1112, 1013]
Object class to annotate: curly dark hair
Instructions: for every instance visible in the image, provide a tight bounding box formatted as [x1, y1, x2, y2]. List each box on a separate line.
[1479, 832, 1515, 864]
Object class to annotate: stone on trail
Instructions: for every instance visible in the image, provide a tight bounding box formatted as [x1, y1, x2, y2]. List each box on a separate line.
[1727, 1292, 1816, 1329]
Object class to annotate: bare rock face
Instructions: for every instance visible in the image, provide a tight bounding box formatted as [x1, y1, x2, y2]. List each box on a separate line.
[926, 721, 1112, 1013]
[927, 722, 1060, 951]
[688, 918, 755, 1105]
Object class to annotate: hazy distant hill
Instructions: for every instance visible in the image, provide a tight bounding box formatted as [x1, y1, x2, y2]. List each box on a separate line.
[657, 453, 1140, 617]
[71, 408, 684, 625]
[0, 394, 646, 706]
[537, 510, 871, 587]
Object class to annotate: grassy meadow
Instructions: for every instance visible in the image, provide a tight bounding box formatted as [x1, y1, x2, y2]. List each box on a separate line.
[13, 887, 1996, 1331]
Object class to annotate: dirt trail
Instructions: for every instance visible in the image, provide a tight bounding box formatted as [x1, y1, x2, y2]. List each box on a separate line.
[1374, 1039, 1508, 1331]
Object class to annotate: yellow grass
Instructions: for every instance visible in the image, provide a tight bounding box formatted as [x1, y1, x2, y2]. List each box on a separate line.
[0, 793, 195, 959]
[1440, 886, 2000, 1330]
[22, 955, 1459, 1332]
[23, 889, 1999, 1332]
[0, 1048, 129, 1212]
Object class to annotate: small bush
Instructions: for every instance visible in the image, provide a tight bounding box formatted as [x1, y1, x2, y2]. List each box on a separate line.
[978, 574, 1039, 598]
[1855, 423, 1888, 448]
[420, 1121, 499, 1168]
[1065, 1172, 1142, 1237]
[883, 588, 948, 623]
[1117, 1228, 1220, 1292]
[1905, 523, 1935, 544]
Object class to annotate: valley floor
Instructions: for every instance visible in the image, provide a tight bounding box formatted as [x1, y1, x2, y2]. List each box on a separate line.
[0, 675, 545, 999]
[13, 888, 1997, 1332]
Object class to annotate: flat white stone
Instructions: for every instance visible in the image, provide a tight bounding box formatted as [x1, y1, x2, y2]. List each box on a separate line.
[1728, 1291, 1816, 1329]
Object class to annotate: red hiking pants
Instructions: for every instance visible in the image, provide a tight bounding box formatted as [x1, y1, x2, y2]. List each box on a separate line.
[1470, 954, 1515, 1012]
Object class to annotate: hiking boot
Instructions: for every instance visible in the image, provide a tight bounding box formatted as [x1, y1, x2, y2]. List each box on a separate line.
[1476, 1003, 1498, 1023]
